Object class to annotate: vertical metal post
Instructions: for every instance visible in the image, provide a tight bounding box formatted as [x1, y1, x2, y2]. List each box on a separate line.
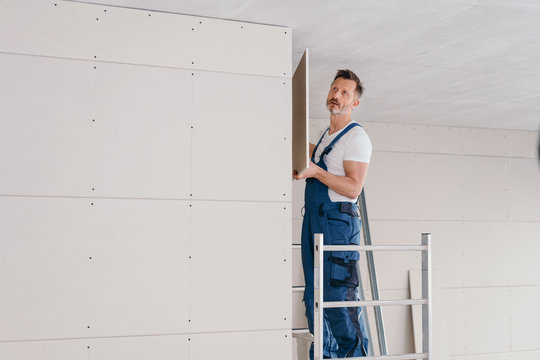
[358, 189, 388, 355]
[313, 233, 324, 360]
[421, 233, 432, 359]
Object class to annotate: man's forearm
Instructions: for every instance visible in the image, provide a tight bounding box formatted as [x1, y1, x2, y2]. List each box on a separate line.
[311, 163, 365, 199]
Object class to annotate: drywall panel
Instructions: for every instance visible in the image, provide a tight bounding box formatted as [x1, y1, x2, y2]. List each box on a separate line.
[191, 17, 292, 78]
[507, 222, 540, 286]
[362, 121, 539, 158]
[446, 288, 510, 355]
[292, 290, 308, 329]
[192, 71, 291, 202]
[91, 62, 192, 199]
[0, 197, 191, 340]
[292, 49, 309, 174]
[365, 153, 507, 221]
[91, 5, 197, 70]
[86, 199, 190, 337]
[0, 0, 291, 77]
[450, 353, 515, 360]
[88, 335, 189, 360]
[377, 290, 414, 355]
[190, 201, 290, 332]
[510, 286, 540, 351]
[0, 197, 92, 341]
[0, 54, 93, 196]
[0, 0, 98, 60]
[191, 330, 290, 360]
[0, 339, 87, 360]
[507, 158, 540, 221]
[292, 218, 303, 245]
[292, 245, 304, 287]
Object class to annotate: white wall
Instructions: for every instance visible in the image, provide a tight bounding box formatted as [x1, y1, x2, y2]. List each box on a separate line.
[0, 1, 292, 359]
[292, 118, 540, 359]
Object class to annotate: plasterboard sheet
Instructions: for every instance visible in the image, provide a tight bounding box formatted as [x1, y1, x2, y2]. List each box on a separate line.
[0, 339, 87, 360]
[292, 290, 307, 329]
[505, 222, 540, 286]
[292, 218, 302, 245]
[91, 4, 197, 70]
[376, 290, 415, 355]
[446, 288, 510, 355]
[423, 222, 512, 288]
[85, 199, 190, 337]
[0, 197, 92, 341]
[190, 330, 290, 360]
[190, 201, 289, 332]
[365, 152, 507, 221]
[191, 71, 291, 202]
[91, 62, 192, 199]
[191, 17, 292, 77]
[510, 286, 540, 351]
[292, 49, 309, 175]
[292, 245, 304, 287]
[0, 53, 93, 196]
[363, 121, 539, 159]
[0, 0, 291, 77]
[0, 0, 98, 60]
[88, 335, 189, 360]
[507, 158, 540, 221]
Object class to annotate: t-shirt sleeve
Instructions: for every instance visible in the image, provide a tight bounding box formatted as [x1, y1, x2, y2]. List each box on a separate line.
[343, 127, 372, 163]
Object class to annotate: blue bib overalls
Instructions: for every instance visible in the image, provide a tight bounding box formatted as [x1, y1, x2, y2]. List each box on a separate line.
[301, 122, 369, 358]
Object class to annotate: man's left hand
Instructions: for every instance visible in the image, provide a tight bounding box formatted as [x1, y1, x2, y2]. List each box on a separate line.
[294, 161, 321, 180]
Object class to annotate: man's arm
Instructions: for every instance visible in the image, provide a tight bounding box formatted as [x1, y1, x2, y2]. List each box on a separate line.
[294, 160, 369, 199]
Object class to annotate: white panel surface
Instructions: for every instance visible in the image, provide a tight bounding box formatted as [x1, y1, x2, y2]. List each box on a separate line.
[365, 152, 507, 221]
[362, 121, 539, 158]
[86, 199, 190, 337]
[89, 335, 189, 360]
[190, 201, 290, 332]
[507, 158, 540, 221]
[0, 339, 87, 360]
[292, 290, 308, 329]
[92, 62, 192, 199]
[446, 288, 511, 355]
[0, 197, 191, 340]
[292, 245, 304, 287]
[190, 330, 291, 360]
[192, 71, 291, 202]
[0, 0, 98, 60]
[0, 0, 291, 77]
[510, 286, 540, 351]
[192, 18, 292, 77]
[0, 197, 92, 341]
[0, 54, 93, 196]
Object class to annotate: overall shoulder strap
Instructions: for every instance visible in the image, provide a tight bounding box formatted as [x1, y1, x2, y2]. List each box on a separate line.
[320, 122, 361, 157]
[311, 127, 329, 160]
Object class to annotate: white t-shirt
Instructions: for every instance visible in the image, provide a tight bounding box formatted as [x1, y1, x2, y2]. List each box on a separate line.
[313, 121, 372, 203]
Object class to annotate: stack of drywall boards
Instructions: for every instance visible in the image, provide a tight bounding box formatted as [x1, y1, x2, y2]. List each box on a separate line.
[0, 1, 292, 359]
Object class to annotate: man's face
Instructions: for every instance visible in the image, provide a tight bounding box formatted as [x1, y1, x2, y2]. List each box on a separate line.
[326, 77, 359, 115]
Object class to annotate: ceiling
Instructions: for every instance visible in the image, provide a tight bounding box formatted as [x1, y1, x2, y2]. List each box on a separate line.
[70, 0, 540, 131]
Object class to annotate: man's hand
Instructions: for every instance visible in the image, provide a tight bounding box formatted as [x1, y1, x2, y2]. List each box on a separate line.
[293, 161, 321, 180]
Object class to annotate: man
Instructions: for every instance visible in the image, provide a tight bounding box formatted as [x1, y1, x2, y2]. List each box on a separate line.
[294, 69, 372, 358]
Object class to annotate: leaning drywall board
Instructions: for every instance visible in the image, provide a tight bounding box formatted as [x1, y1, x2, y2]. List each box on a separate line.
[292, 49, 309, 174]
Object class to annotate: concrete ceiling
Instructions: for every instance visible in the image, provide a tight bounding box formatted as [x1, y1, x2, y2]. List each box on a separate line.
[70, 0, 540, 131]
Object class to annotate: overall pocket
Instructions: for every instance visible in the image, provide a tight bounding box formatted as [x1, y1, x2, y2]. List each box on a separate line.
[329, 257, 359, 288]
[326, 209, 351, 245]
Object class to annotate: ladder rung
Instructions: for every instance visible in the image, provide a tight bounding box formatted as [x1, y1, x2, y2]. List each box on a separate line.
[323, 245, 427, 251]
[323, 299, 428, 308]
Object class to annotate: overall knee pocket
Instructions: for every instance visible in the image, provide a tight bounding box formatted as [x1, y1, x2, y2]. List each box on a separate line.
[329, 257, 359, 288]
